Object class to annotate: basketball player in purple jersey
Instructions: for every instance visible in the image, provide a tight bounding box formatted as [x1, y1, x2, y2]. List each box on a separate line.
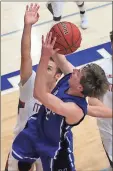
[12, 29, 109, 171]
[51, 31, 113, 171]
[5, 4, 62, 171]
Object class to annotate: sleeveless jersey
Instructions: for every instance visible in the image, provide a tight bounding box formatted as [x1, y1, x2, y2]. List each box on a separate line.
[24, 73, 87, 158]
[14, 71, 41, 136]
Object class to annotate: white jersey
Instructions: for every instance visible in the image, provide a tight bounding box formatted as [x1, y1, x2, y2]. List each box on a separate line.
[6, 71, 43, 171]
[14, 71, 41, 136]
[97, 58, 112, 161]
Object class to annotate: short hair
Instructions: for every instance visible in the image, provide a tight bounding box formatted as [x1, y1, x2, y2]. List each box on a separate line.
[50, 57, 62, 75]
[56, 67, 63, 75]
[110, 31, 113, 43]
[80, 63, 109, 98]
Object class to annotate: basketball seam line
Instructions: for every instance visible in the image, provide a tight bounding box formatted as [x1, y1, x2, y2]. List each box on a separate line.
[57, 22, 73, 53]
[52, 27, 67, 50]
[69, 22, 74, 47]
[69, 22, 81, 49]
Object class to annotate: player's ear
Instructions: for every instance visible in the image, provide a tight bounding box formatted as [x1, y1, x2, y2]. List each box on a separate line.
[78, 84, 83, 92]
[55, 73, 62, 81]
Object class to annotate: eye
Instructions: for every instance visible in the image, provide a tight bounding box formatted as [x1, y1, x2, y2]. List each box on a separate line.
[47, 67, 52, 71]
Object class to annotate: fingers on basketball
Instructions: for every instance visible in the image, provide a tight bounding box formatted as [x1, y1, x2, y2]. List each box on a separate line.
[51, 37, 57, 48]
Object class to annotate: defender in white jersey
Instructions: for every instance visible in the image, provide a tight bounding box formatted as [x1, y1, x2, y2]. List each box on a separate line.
[97, 31, 113, 169]
[88, 60, 112, 171]
[5, 4, 62, 171]
[14, 71, 41, 136]
[47, 1, 88, 29]
[5, 71, 42, 171]
[88, 31, 113, 171]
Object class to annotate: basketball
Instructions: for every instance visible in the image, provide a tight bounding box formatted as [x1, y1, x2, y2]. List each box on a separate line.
[49, 21, 82, 55]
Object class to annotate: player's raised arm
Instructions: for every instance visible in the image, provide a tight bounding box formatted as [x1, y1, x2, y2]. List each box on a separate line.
[52, 52, 75, 75]
[51, 22, 81, 75]
[34, 32, 84, 124]
[20, 3, 40, 84]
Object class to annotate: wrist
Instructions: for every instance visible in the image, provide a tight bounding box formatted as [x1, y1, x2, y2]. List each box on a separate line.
[24, 23, 32, 28]
[41, 54, 50, 60]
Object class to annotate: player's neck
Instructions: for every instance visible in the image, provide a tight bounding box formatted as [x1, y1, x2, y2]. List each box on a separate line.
[67, 88, 84, 98]
[48, 83, 56, 92]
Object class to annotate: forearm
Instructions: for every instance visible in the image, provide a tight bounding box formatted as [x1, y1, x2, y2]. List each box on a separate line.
[20, 4, 40, 83]
[34, 88, 84, 123]
[34, 55, 49, 99]
[88, 106, 112, 118]
[21, 24, 32, 60]
[88, 97, 104, 106]
[52, 53, 74, 75]
[20, 24, 32, 82]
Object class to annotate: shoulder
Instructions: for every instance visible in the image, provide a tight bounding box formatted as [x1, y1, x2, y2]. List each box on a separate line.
[19, 71, 36, 87]
[19, 71, 36, 101]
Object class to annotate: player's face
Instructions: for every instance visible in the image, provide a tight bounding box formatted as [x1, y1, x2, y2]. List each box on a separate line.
[46, 60, 60, 85]
[69, 68, 83, 93]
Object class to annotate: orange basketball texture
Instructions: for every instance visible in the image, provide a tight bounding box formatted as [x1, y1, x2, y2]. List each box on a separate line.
[49, 21, 82, 55]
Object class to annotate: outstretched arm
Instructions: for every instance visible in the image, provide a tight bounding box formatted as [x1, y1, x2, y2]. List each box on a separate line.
[20, 3, 40, 84]
[87, 97, 112, 118]
[34, 33, 84, 125]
